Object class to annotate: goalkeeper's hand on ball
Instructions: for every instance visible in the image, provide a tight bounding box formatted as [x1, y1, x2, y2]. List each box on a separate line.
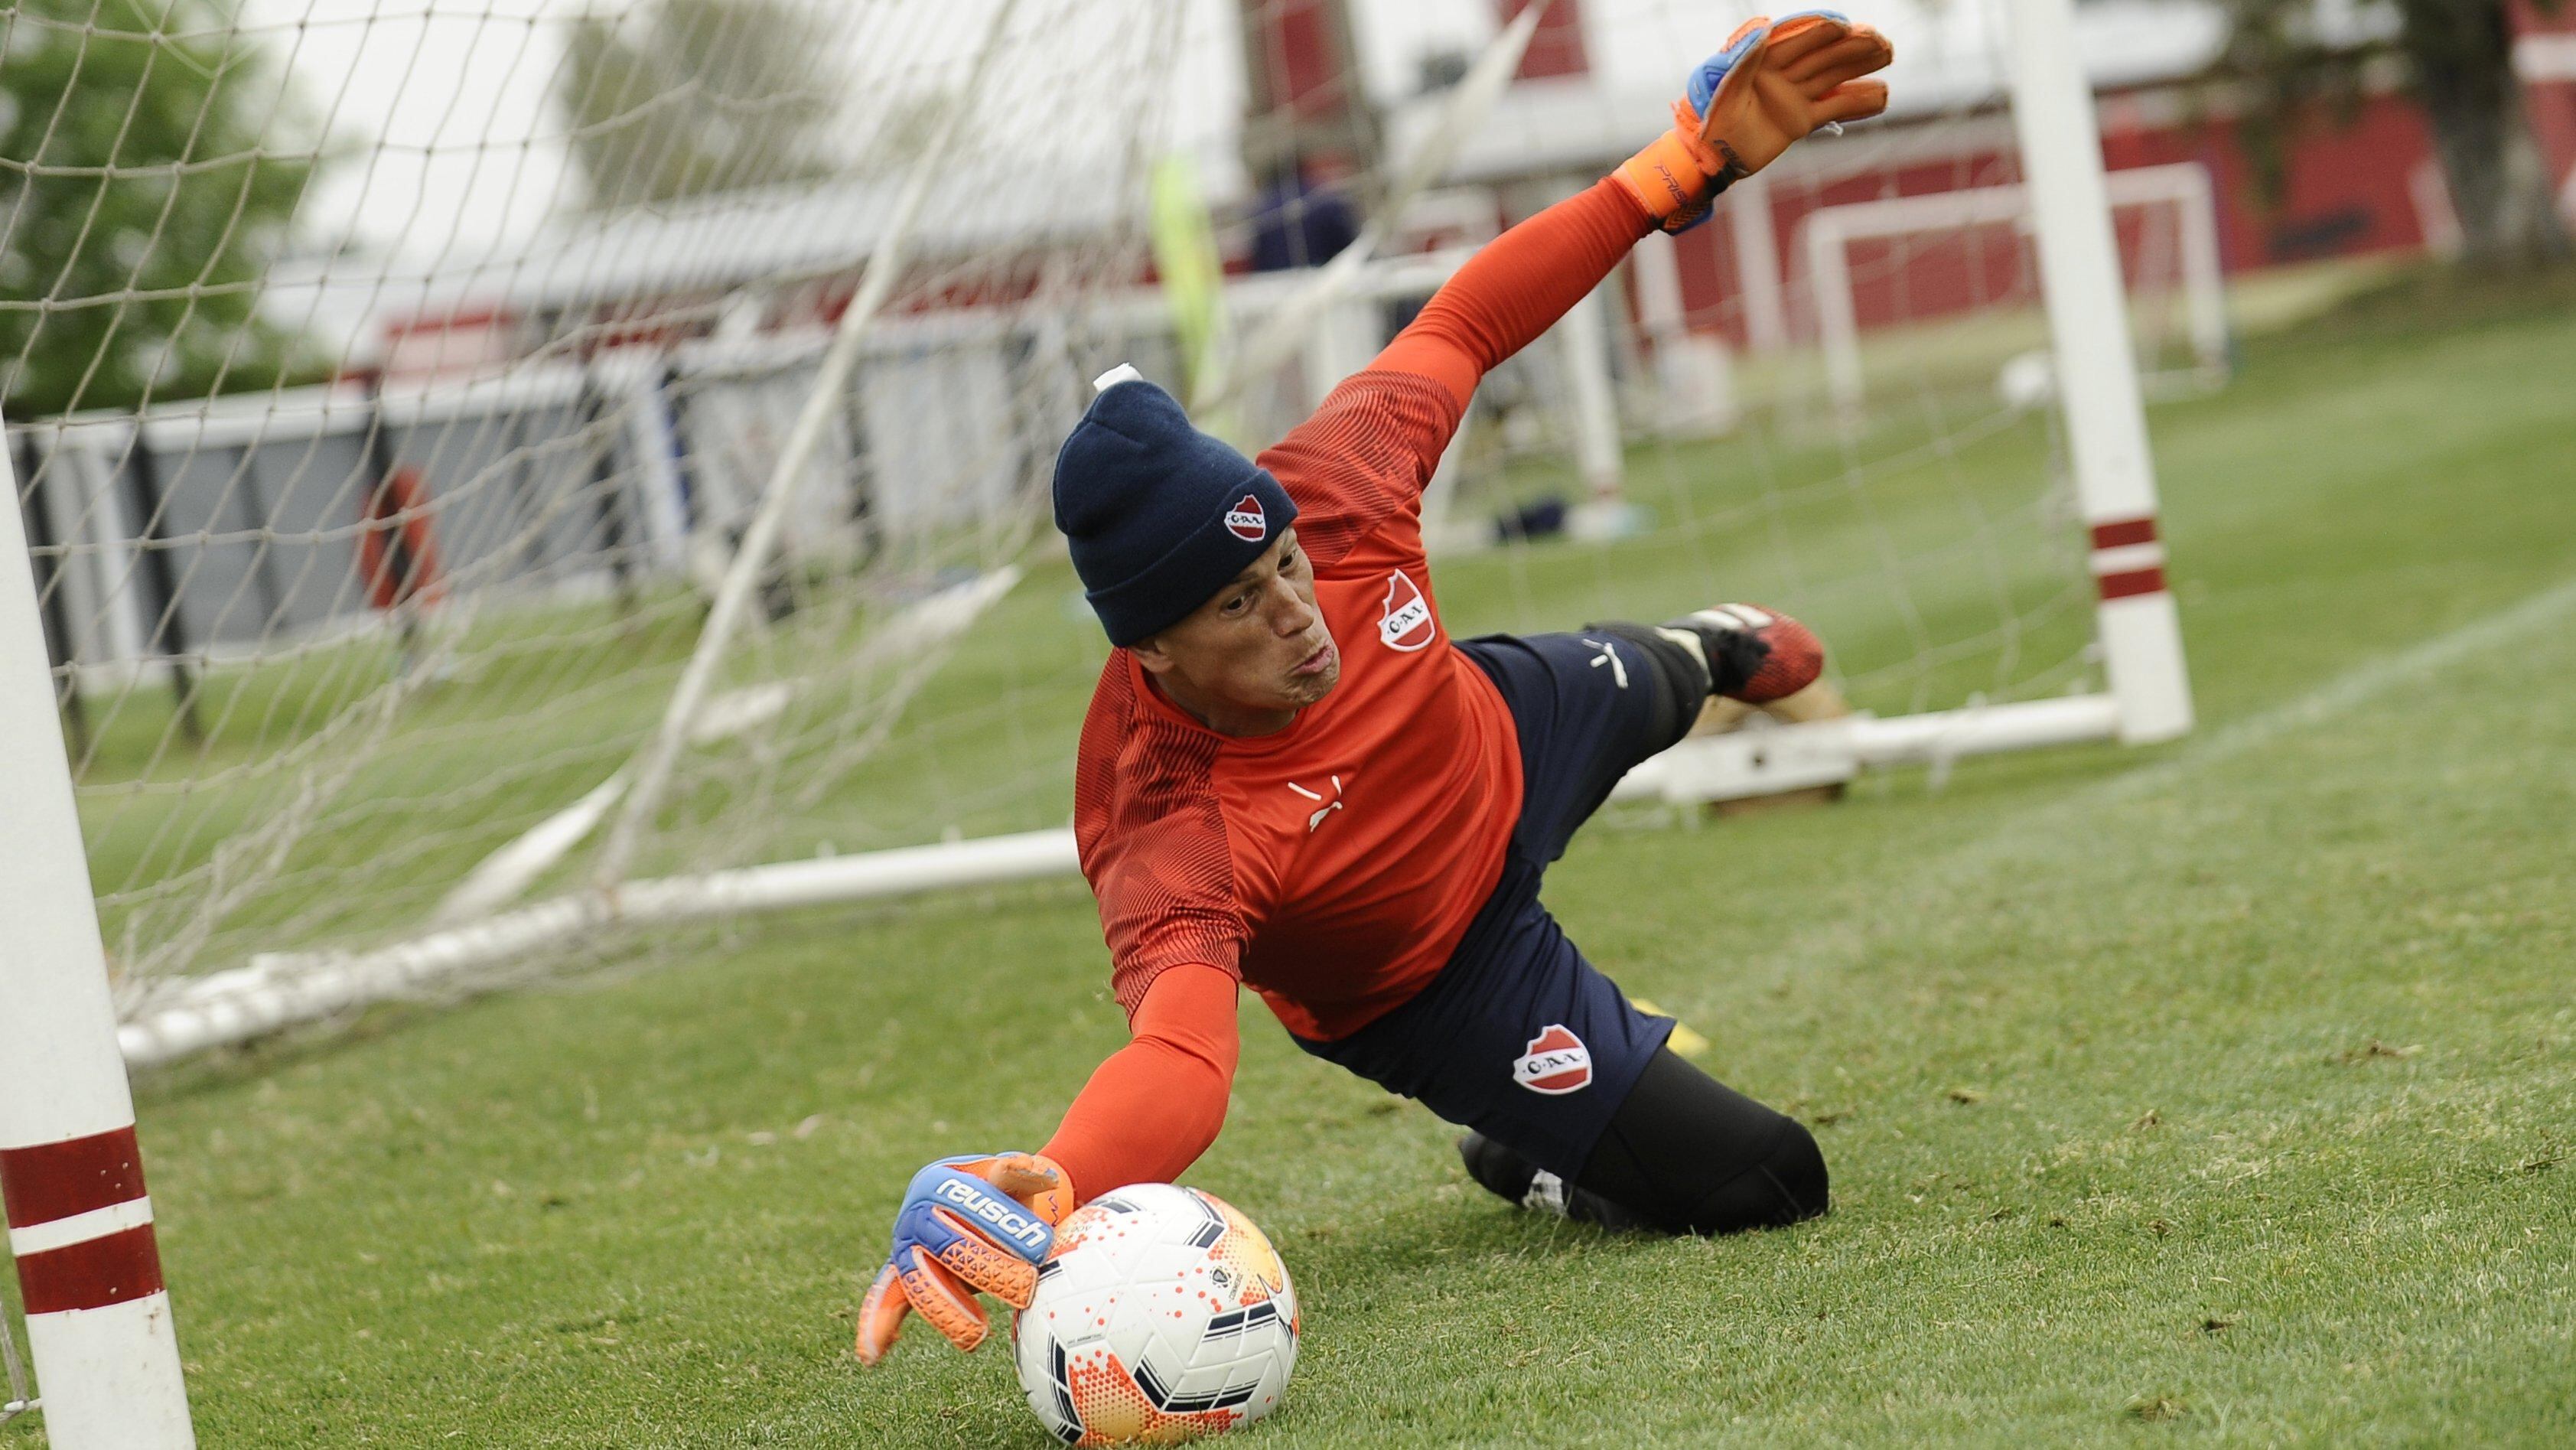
[1616, 10, 1895, 233]
[855, 1152, 1072, 1364]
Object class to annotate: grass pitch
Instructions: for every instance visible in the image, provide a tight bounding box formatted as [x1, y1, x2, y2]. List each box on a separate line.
[11, 271, 2576, 1446]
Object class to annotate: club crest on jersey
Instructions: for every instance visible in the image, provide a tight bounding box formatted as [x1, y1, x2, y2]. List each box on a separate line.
[1224, 494, 1268, 542]
[1378, 569, 1435, 652]
[1515, 1025, 1593, 1095]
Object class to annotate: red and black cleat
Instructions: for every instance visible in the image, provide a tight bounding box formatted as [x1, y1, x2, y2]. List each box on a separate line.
[1662, 603, 1825, 703]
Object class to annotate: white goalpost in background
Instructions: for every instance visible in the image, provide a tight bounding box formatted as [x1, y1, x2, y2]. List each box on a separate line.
[1624, 0, 2193, 806]
[2004, 0, 2194, 747]
[1803, 160, 2230, 415]
[0, 0, 2193, 1430]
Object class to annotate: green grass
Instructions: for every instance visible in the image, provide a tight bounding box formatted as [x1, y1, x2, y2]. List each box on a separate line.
[11, 270, 2576, 1446]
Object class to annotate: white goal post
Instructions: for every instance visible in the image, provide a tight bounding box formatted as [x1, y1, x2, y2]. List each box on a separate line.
[0, 420, 195, 1444]
[1805, 159, 2231, 415]
[1620, 0, 2196, 805]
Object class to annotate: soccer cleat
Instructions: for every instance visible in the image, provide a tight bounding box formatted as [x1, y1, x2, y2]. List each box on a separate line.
[1659, 602, 1825, 703]
[1456, 1133, 1651, 1232]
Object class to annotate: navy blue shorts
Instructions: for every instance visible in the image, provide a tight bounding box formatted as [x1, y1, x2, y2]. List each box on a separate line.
[1295, 631, 1697, 1178]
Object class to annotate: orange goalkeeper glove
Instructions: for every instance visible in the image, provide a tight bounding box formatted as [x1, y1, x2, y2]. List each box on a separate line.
[854, 1151, 1073, 1364]
[1615, 11, 1895, 233]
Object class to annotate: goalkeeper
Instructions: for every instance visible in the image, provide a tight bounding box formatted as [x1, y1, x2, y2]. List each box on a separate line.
[859, 11, 1893, 1364]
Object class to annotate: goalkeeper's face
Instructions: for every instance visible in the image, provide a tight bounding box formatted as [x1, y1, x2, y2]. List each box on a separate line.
[1132, 530, 1339, 735]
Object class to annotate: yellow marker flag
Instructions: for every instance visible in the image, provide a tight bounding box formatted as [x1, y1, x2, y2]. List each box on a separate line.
[1148, 152, 1240, 443]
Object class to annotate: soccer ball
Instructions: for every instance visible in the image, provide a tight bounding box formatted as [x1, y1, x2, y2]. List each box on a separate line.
[1011, 1184, 1298, 1445]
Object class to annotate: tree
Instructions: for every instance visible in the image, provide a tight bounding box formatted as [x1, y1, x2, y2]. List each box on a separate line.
[2220, 0, 2569, 269]
[558, 0, 847, 211]
[0, 0, 317, 419]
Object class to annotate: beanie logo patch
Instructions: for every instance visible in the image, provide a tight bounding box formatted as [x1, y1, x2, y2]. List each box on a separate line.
[1224, 494, 1268, 543]
[1378, 569, 1436, 653]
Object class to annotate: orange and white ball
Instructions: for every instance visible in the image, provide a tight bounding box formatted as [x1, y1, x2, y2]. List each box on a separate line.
[1011, 1184, 1298, 1445]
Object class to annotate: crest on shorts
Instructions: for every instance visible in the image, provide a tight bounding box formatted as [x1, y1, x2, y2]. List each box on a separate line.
[1378, 569, 1435, 652]
[1224, 494, 1268, 542]
[1515, 1025, 1593, 1095]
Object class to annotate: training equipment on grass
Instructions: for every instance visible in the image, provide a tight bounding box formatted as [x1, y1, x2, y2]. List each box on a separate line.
[1, 0, 2205, 1429]
[1011, 1184, 1298, 1445]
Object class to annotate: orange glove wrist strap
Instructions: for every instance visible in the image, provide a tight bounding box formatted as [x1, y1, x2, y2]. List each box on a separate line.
[1612, 100, 1738, 234]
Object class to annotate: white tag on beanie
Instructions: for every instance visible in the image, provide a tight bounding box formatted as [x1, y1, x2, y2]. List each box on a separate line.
[1092, 363, 1144, 393]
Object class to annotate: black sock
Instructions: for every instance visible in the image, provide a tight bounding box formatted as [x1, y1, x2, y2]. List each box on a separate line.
[1572, 1048, 1829, 1235]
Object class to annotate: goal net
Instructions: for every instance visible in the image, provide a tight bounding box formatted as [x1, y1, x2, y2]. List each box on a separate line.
[2, 0, 2200, 1066]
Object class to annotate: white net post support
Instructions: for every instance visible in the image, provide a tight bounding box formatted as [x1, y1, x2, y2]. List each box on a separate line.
[0, 414, 196, 1448]
[2005, 0, 2194, 744]
[2171, 161, 2232, 387]
[1628, 231, 1737, 438]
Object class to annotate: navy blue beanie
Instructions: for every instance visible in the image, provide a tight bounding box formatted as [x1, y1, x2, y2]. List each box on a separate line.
[1052, 376, 1298, 647]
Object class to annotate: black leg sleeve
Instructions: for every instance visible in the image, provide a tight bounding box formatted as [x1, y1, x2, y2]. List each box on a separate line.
[1581, 621, 1708, 755]
[1572, 1047, 1829, 1235]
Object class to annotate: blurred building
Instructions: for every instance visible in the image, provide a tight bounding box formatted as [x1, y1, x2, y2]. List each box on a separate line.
[322, 0, 2576, 386]
[340, 168, 1128, 383]
[2520, 1, 2576, 218]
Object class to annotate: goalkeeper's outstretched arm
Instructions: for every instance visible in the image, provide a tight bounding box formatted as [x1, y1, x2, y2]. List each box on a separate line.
[1039, 963, 1241, 1203]
[1369, 177, 1657, 414]
[1372, 11, 1891, 415]
[853, 965, 1237, 1365]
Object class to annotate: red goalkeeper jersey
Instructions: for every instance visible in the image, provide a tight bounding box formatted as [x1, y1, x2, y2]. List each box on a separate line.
[1042, 177, 1657, 1201]
[1071, 369, 1521, 1041]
